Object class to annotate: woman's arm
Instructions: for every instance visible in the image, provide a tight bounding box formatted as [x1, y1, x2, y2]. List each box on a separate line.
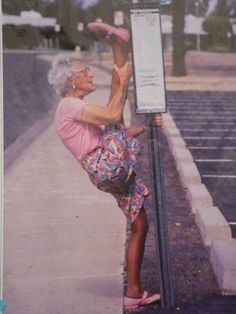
[80, 69, 131, 125]
[125, 114, 163, 138]
[153, 113, 163, 127]
[109, 69, 120, 101]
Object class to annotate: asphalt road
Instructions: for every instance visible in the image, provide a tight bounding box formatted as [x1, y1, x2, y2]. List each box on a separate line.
[168, 91, 236, 238]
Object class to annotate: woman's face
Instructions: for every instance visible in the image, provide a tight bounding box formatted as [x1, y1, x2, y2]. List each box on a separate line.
[71, 61, 96, 96]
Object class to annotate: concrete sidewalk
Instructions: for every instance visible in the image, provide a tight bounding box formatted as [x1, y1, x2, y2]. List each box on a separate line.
[3, 66, 128, 314]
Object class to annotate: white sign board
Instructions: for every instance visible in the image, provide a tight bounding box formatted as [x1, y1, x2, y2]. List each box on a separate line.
[130, 8, 167, 113]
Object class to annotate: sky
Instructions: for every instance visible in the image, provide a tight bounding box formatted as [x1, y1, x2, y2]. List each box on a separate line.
[205, 0, 218, 16]
[78, 0, 99, 8]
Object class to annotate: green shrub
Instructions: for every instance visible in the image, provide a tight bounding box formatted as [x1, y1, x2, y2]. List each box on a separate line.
[3, 24, 43, 49]
[202, 16, 231, 48]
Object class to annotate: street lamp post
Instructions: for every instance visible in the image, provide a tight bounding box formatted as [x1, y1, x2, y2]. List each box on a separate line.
[94, 18, 103, 67]
[54, 23, 61, 49]
[195, 0, 201, 51]
[114, 10, 124, 26]
[77, 22, 84, 52]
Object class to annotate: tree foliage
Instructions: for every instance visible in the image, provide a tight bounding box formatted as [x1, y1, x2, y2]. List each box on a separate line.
[3, 25, 43, 49]
[213, 0, 230, 16]
[2, 0, 85, 50]
[203, 15, 231, 46]
[185, 0, 209, 16]
[56, 0, 80, 46]
[2, 0, 47, 15]
[202, 0, 233, 50]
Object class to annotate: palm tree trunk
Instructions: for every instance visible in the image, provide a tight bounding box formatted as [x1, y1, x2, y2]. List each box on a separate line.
[172, 0, 186, 76]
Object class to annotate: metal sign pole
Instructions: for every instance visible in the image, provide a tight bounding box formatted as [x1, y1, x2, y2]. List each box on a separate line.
[128, 0, 174, 308]
[147, 115, 174, 309]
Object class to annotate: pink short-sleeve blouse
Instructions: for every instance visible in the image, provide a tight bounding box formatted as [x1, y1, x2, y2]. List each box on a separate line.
[55, 97, 103, 163]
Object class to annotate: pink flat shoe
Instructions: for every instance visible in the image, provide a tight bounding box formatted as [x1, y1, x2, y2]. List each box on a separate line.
[87, 22, 130, 42]
[124, 290, 161, 310]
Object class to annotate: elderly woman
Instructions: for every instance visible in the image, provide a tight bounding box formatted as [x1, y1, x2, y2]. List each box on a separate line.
[48, 23, 162, 310]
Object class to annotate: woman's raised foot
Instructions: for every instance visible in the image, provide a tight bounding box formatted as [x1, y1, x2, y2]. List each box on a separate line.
[87, 22, 130, 42]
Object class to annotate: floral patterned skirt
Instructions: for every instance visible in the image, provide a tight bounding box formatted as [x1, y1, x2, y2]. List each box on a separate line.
[82, 124, 149, 224]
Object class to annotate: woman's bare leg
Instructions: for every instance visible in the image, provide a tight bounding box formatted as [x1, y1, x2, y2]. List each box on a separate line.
[109, 36, 147, 136]
[108, 35, 149, 297]
[126, 207, 149, 297]
[109, 36, 127, 100]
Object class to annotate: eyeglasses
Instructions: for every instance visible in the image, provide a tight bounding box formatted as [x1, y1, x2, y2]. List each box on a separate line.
[77, 66, 90, 74]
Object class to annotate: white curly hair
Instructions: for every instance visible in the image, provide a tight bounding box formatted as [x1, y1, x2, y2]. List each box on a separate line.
[48, 52, 83, 96]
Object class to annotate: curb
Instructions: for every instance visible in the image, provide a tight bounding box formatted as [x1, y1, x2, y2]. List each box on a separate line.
[162, 112, 236, 295]
[4, 106, 56, 173]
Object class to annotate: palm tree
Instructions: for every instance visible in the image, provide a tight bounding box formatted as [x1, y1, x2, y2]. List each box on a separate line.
[172, 0, 186, 76]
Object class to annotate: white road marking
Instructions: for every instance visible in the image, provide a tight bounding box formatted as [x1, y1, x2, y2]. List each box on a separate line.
[173, 108, 236, 109]
[189, 146, 236, 149]
[202, 175, 236, 178]
[195, 159, 235, 162]
[229, 222, 236, 225]
[175, 117, 236, 120]
[184, 136, 236, 140]
[170, 108, 236, 111]
[180, 129, 236, 132]
[171, 109, 236, 111]
[172, 112, 236, 115]
[170, 105, 236, 107]
[178, 122, 235, 125]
